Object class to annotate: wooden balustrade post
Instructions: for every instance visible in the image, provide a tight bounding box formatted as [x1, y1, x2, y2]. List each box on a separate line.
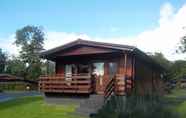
[75, 75, 77, 93]
[124, 53, 127, 95]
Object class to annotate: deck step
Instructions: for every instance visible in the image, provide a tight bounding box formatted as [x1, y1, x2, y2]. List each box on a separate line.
[76, 94, 104, 116]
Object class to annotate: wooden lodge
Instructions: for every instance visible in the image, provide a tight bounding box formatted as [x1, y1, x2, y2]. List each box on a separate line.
[39, 39, 165, 115]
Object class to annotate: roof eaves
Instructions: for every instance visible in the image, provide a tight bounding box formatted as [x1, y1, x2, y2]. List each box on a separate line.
[40, 39, 136, 57]
[40, 39, 81, 57]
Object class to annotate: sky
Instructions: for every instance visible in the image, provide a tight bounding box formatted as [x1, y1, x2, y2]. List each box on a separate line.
[0, 0, 186, 61]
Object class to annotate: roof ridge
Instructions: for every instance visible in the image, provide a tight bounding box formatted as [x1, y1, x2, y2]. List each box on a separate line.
[40, 39, 136, 55]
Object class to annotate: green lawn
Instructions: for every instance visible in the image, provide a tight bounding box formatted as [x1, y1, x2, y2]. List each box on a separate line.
[176, 101, 186, 117]
[166, 89, 186, 98]
[165, 89, 186, 118]
[2, 90, 186, 118]
[0, 96, 84, 118]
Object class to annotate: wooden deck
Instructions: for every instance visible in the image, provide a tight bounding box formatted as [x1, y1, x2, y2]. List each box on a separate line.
[39, 74, 132, 97]
[39, 74, 93, 94]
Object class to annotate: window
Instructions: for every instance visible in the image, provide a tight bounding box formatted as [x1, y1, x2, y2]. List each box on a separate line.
[92, 62, 104, 76]
[92, 62, 104, 85]
[109, 62, 117, 79]
[65, 63, 90, 75]
[78, 63, 90, 74]
[65, 64, 72, 76]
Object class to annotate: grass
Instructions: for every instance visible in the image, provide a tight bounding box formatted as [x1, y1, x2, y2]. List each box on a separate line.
[176, 101, 186, 117]
[166, 89, 186, 98]
[165, 89, 186, 118]
[1, 89, 186, 118]
[0, 96, 83, 118]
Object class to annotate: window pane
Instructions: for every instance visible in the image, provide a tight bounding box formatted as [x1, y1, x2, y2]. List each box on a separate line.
[78, 64, 90, 74]
[92, 63, 104, 76]
[65, 64, 72, 76]
[109, 62, 117, 79]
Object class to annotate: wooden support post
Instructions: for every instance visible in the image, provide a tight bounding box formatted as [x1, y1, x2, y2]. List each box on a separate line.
[124, 54, 127, 77]
[132, 56, 135, 89]
[124, 53, 127, 94]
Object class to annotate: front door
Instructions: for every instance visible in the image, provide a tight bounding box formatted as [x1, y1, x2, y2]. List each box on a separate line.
[92, 62, 105, 94]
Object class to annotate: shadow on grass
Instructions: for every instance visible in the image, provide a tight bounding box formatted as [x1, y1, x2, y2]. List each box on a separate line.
[0, 96, 42, 110]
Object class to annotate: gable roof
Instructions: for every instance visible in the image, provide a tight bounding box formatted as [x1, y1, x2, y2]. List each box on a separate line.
[40, 39, 165, 71]
[41, 39, 136, 56]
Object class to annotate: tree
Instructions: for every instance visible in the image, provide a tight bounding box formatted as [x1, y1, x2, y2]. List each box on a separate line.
[41, 60, 55, 75]
[168, 60, 186, 80]
[15, 25, 45, 80]
[150, 53, 186, 80]
[149, 52, 171, 69]
[171, 28, 186, 80]
[6, 57, 26, 77]
[178, 27, 186, 53]
[0, 49, 7, 73]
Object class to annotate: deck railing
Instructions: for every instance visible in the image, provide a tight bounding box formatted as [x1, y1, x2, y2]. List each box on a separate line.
[115, 74, 126, 95]
[104, 74, 132, 101]
[39, 74, 93, 94]
[104, 77, 115, 100]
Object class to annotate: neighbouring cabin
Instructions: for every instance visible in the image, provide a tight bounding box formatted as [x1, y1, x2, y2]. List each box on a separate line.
[0, 74, 38, 91]
[39, 39, 165, 98]
[175, 78, 186, 89]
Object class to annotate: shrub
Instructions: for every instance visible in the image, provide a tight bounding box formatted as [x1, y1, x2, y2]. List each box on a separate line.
[92, 94, 178, 118]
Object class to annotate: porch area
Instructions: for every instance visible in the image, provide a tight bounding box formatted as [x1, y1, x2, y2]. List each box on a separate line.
[39, 74, 131, 97]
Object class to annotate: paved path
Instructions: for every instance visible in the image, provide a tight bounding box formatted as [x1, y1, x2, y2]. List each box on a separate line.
[0, 91, 41, 102]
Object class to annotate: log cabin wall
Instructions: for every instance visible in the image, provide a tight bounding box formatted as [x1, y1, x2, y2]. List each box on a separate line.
[117, 53, 134, 95]
[153, 71, 165, 96]
[134, 59, 153, 95]
[125, 55, 135, 93]
[118, 54, 134, 78]
[56, 61, 64, 75]
[134, 58, 164, 96]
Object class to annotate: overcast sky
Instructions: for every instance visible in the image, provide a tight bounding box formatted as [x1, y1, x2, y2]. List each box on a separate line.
[0, 0, 186, 61]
